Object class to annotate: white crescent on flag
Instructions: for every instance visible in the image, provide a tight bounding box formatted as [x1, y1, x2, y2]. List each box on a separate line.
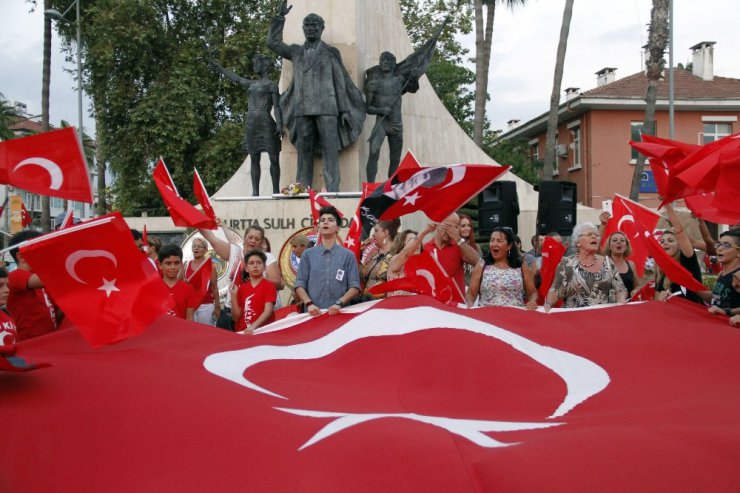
[415, 269, 437, 296]
[204, 305, 610, 449]
[617, 214, 639, 239]
[439, 166, 465, 189]
[13, 157, 64, 190]
[65, 249, 118, 284]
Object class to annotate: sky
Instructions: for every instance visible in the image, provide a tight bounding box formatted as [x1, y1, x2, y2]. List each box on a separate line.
[2, 0, 739, 137]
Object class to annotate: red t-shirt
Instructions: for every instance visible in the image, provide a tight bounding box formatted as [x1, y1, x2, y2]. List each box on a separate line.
[234, 278, 277, 332]
[163, 280, 197, 319]
[0, 309, 18, 355]
[7, 269, 57, 341]
[423, 240, 465, 294]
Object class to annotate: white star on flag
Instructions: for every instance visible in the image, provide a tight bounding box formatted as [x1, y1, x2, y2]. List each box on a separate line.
[97, 278, 120, 297]
[403, 191, 421, 206]
[344, 237, 355, 248]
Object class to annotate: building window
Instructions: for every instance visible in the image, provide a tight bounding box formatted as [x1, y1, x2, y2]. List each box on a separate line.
[702, 122, 732, 143]
[530, 141, 539, 161]
[569, 127, 581, 170]
[51, 197, 63, 209]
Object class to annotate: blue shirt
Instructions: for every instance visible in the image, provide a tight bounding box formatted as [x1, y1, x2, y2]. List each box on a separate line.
[294, 242, 360, 309]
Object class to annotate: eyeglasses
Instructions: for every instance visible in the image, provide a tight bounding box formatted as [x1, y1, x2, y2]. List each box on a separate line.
[715, 241, 739, 250]
[579, 231, 599, 237]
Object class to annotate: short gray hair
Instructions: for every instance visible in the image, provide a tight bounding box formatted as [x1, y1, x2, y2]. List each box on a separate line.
[571, 222, 598, 242]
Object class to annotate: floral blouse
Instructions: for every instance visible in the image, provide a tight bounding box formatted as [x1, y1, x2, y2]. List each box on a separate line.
[549, 255, 627, 308]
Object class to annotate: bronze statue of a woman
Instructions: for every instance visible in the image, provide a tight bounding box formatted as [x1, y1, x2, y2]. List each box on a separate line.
[208, 54, 283, 196]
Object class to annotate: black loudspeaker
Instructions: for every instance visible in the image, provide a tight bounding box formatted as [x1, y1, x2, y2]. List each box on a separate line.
[478, 181, 520, 236]
[536, 181, 577, 236]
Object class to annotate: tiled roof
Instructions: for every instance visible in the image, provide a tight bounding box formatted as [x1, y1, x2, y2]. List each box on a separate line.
[582, 69, 740, 100]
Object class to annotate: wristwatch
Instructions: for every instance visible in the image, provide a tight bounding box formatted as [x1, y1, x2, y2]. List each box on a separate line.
[457, 238, 466, 246]
[334, 299, 344, 307]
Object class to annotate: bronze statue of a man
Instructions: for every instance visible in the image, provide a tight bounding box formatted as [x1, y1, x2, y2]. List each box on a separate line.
[208, 53, 282, 196]
[267, 1, 365, 192]
[364, 52, 420, 182]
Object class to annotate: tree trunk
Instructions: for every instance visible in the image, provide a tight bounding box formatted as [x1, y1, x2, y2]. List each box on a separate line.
[473, 0, 495, 145]
[95, 108, 107, 216]
[629, 0, 669, 201]
[541, 0, 574, 180]
[40, 0, 52, 232]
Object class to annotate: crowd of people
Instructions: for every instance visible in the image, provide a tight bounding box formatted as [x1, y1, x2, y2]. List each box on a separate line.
[2, 203, 738, 350]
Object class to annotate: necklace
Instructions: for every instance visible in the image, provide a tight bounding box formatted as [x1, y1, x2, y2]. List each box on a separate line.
[577, 254, 597, 268]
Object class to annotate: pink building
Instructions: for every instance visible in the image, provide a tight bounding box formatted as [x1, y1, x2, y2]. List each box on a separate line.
[499, 42, 740, 209]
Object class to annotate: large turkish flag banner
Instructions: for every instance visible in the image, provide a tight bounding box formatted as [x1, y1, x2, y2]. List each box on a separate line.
[0, 127, 93, 202]
[3, 297, 740, 491]
[19, 213, 173, 347]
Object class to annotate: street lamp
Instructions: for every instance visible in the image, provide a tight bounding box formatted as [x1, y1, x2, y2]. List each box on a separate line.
[44, 0, 82, 148]
[45, 0, 83, 220]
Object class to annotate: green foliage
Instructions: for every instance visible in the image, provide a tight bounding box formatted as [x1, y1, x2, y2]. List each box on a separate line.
[400, 0, 477, 133]
[47, 0, 280, 215]
[0, 93, 20, 141]
[482, 137, 541, 186]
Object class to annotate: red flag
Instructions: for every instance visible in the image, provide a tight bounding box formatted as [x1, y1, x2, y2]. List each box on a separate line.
[601, 194, 661, 278]
[193, 167, 217, 223]
[19, 212, 174, 347]
[185, 258, 212, 305]
[153, 159, 217, 230]
[378, 163, 509, 222]
[141, 224, 150, 254]
[0, 127, 93, 203]
[342, 205, 362, 263]
[152, 157, 178, 194]
[633, 220, 708, 295]
[631, 281, 656, 302]
[59, 208, 74, 229]
[20, 201, 33, 227]
[308, 188, 343, 225]
[4, 298, 740, 490]
[684, 192, 740, 225]
[368, 251, 465, 305]
[536, 236, 566, 303]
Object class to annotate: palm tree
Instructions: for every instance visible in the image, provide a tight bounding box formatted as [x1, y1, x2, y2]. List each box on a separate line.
[629, 0, 669, 200]
[541, 0, 574, 179]
[40, 0, 52, 232]
[472, 0, 526, 145]
[0, 93, 20, 141]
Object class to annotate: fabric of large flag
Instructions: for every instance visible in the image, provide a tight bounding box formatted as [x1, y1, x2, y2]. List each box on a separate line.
[19, 213, 173, 347]
[600, 194, 661, 278]
[20, 201, 33, 227]
[153, 161, 217, 230]
[367, 251, 465, 304]
[308, 189, 343, 225]
[3, 297, 740, 491]
[0, 127, 93, 203]
[193, 167, 217, 223]
[536, 236, 566, 303]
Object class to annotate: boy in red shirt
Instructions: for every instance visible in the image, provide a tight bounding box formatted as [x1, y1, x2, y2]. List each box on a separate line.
[1, 266, 48, 372]
[7, 230, 59, 341]
[230, 249, 276, 335]
[158, 244, 197, 321]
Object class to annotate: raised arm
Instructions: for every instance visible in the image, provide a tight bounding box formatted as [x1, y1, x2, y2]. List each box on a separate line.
[664, 204, 694, 258]
[266, 1, 294, 60]
[208, 60, 253, 87]
[199, 218, 232, 261]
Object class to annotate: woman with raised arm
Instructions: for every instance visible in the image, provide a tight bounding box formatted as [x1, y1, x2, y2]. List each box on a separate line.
[654, 204, 704, 304]
[208, 53, 282, 196]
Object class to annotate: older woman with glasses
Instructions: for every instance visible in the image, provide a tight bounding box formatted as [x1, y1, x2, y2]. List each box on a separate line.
[545, 222, 627, 312]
